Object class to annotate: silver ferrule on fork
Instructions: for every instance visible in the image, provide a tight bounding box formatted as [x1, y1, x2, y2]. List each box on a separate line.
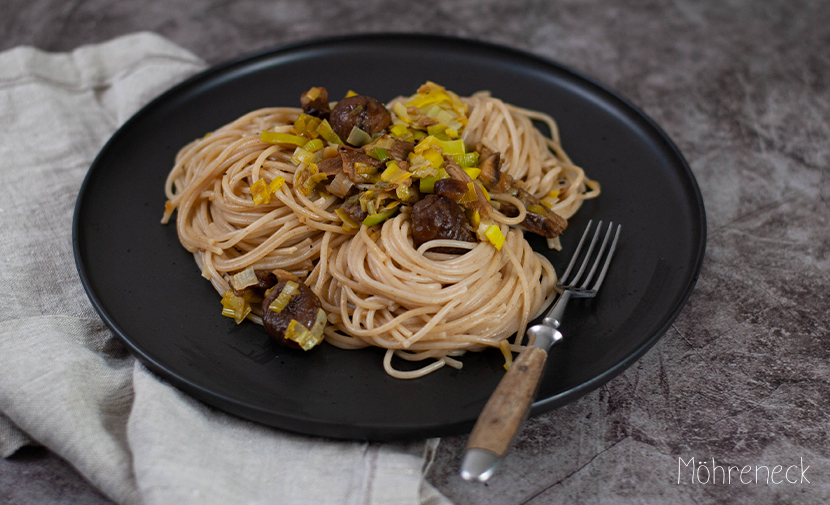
[527, 290, 569, 351]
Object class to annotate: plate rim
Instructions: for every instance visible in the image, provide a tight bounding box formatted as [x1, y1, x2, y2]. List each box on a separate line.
[72, 33, 707, 440]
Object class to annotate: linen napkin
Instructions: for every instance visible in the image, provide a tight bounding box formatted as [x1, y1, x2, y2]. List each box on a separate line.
[0, 32, 451, 505]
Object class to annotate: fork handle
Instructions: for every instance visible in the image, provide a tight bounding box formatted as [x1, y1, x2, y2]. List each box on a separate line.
[464, 346, 548, 459]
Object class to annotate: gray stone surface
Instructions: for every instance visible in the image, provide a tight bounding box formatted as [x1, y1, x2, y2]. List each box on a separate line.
[2, 0, 828, 503]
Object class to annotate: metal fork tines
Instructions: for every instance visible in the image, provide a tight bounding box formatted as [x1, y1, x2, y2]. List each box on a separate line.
[460, 219, 621, 482]
[538, 220, 621, 337]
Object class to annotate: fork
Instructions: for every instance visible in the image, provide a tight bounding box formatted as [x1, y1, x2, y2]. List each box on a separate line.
[460, 220, 621, 482]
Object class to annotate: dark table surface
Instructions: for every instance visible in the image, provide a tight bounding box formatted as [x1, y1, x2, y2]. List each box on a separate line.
[2, 1, 829, 504]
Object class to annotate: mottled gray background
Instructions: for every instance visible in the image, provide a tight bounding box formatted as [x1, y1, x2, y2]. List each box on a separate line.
[2, 0, 829, 504]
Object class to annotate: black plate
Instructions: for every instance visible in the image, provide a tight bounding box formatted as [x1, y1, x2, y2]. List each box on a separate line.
[73, 34, 705, 440]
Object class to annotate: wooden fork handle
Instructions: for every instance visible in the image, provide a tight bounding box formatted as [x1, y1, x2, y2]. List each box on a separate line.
[465, 346, 548, 456]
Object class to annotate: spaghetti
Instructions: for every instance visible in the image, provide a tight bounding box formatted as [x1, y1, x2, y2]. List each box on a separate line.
[162, 83, 599, 378]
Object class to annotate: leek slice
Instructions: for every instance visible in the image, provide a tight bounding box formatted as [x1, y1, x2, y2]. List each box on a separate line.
[251, 177, 285, 205]
[540, 189, 561, 210]
[362, 207, 398, 226]
[422, 148, 444, 168]
[380, 162, 411, 184]
[528, 204, 548, 215]
[435, 139, 465, 155]
[435, 110, 455, 125]
[250, 179, 270, 205]
[370, 147, 392, 162]
[424, 104, 442, 118]
[499, 340, 513, 371]
[374, 137, 396, 149]
[291, 147, 317, 166]
[462, 167, 481, 180]
[269, 176, 286, 193]
[221, 290, 251, 324]
[294, 114, 322, 138]
[303, 138, 325, 152]
[415, 136, 465, 156]
[458, 182, 478, 205]
[389, 123, 411, 139]
[310, 308, 328, 340]
[392, 103, 414, 123]
[316, 120, 344, 145]
[268, 281, 300, 313]
[427, 124, 447, 137]
[396, 184, 414, 202]
[477, 181, 491, 201]
[302, 172, 329, 194]
[427, 123, 451, 140]
[450, 152, 480, 168]
[284, 319, 324, 351]
[484, 225, 506, 250]
[260, 131, 308, 147]
[230, 267, 258, 291]
[466, 209, 481, 228]
[418, 168, 448, 193]
[354, 162, 378, 176]
[346, 126, 373, 146]
[334, 208, 360, 231]
[326, 171, 354, 199]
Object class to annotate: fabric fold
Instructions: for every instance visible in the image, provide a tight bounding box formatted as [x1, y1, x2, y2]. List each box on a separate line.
[0, 32, 449, 505]
[0, 412, 33, 458]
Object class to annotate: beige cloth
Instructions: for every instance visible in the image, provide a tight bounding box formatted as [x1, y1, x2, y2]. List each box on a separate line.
[0, 32, 450, 505]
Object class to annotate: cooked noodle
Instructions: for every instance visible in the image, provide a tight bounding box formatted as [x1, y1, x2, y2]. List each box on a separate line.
[162, 89, 599, 379]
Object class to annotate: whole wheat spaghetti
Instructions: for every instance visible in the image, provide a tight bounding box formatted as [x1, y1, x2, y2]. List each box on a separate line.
[162, 83, 599, 378]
